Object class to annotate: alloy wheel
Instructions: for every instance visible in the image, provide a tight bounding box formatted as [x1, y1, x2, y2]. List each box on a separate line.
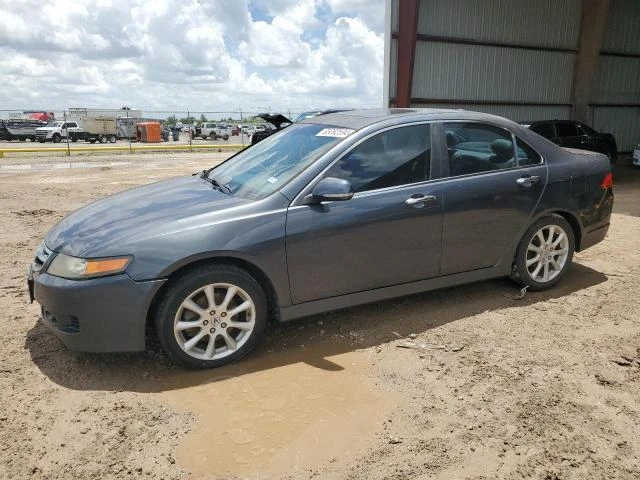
[526, 225, 570, 283]
[174, 283, 256, 361]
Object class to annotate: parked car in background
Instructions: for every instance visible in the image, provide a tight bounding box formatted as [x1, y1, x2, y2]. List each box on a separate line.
[231, 125, 240, 136]
[191, 123, 229, 140]
[633, 142, 640, 167]
[525, 120, 618, 163]
[29, 108, 613, 369]
[213, 124, 231, 140]
[250, 114, 291, 145]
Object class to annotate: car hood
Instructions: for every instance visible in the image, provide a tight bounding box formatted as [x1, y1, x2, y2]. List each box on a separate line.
[45, 175, 251, 257]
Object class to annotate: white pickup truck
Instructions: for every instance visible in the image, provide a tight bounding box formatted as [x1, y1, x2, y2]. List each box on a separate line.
[35, 121, 82, 143]
[192, 123, 230, 140]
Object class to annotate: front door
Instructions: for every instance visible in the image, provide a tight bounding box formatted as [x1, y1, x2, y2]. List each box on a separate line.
[286, 123, 443, 304]
[439, 122, 548, 275]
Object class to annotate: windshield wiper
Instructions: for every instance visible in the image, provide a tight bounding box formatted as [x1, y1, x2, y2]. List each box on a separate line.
[200, 170, 232, 195]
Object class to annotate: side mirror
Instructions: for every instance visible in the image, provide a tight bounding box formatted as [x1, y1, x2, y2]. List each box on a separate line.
[304, 177, 354, 204]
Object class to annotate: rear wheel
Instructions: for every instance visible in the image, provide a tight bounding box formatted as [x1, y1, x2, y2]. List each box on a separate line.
[512, 215, 575, 291]
[99, 135, 107, 144]
[109, 135, 116, 143]
[155, 264, 267, 369]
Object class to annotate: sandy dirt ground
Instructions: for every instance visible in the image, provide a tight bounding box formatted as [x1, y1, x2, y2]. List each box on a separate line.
[0, 154, 638, 480]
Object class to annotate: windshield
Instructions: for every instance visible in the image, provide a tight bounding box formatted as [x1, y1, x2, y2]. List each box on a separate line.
[208, 123, 353, 200]
[47, 121, 63, 127]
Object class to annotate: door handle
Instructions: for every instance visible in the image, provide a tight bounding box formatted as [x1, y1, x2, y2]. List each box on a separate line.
[516, 175, 541, 187]
[405, 194, 437, 207]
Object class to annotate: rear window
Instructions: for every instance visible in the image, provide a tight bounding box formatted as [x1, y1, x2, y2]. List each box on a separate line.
[530, 123, 555, 139]
[556, 123, 579, 137]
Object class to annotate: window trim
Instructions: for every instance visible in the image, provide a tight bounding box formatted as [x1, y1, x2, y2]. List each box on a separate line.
[439, 120, 546, 181]
[291, 121, 438, 206]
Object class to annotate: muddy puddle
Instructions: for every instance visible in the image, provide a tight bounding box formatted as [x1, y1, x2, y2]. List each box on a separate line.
[161, 350, 395, 479]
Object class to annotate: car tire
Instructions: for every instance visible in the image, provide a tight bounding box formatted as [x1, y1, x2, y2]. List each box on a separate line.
[99, 135, 107, 144]
[155, 264, 268, 369]
[512, 214, 575, 291]
[52, 134, 61, 143]
[109, 135, 116, 143]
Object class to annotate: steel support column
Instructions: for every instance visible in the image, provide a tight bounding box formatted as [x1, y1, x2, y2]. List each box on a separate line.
[395, 0, 419, 108]
[571, 0, 611, 123]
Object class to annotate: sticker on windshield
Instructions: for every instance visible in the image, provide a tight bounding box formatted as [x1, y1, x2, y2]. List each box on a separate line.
[266, 176, 278, 184]
[315, 128, 354, 138]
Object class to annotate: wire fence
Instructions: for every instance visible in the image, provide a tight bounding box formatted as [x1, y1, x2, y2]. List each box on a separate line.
[0, 106, 312, 159]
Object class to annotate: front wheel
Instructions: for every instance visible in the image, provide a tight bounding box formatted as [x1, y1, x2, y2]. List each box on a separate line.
[52, 134, 61, 143]
[512, 215, 575, 291]
[155, 264, 267, 369]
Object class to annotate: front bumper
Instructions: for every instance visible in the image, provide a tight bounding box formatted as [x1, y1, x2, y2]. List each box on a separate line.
[32, 271, 165, 352]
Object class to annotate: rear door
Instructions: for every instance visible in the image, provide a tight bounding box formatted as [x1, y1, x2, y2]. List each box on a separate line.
[438, 122, 547, 275]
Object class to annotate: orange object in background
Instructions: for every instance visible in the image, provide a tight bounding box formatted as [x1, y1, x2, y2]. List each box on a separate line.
[136, 122, 162, 143]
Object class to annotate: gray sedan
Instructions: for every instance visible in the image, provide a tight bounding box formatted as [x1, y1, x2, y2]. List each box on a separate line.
[29, 109, 613, 368]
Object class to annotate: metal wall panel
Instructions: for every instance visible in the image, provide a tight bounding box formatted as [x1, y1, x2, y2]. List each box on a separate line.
[389, 38, 397, 98]
[592, 107, 640, 152]
[417, 0, 582, 49]
[411, 42, 575, 103]
[390, 0, 398, 32]
[592, 56, 640, 104]
[602, 0, 640, 54]
[412, 103, 571, 123]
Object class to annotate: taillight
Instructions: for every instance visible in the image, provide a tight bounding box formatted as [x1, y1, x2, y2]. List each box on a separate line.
[600, 172, 613, 189]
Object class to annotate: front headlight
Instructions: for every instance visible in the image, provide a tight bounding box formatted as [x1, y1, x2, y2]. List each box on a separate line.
[47, 253, 131, 279]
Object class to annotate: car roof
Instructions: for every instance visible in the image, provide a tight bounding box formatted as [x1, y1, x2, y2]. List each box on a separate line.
[300, 108, 521, 131]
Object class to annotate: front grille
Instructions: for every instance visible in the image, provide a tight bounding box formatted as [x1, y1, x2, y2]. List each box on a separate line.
[33, 242, 52, 272]
[35, 131, 48, 140]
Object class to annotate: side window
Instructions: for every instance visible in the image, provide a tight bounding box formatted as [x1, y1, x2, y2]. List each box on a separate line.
[444, 122, 515, 177]
[556, 122, 578, 137]
[530, 122, 555, 139]
[324, 124, 430, 193]
[515, 137, 542, 166]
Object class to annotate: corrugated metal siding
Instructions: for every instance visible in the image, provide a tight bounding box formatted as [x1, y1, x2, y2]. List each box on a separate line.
[592, 56, 640, 104]
[411, 103, 571, 123]
[592, 107, 640, 152]
[602, 0, 640, 54]
[417, 0, 582, 49]
[411, 42, 575, 103]
[389, 38, 397, 98]
[390, 0, 398, 32]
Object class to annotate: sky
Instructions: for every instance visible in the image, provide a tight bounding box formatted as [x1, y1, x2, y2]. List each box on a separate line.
[0, 0, 385, 115]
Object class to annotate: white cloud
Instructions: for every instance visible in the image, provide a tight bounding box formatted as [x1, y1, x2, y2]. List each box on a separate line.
[0, 0, 385, 114]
